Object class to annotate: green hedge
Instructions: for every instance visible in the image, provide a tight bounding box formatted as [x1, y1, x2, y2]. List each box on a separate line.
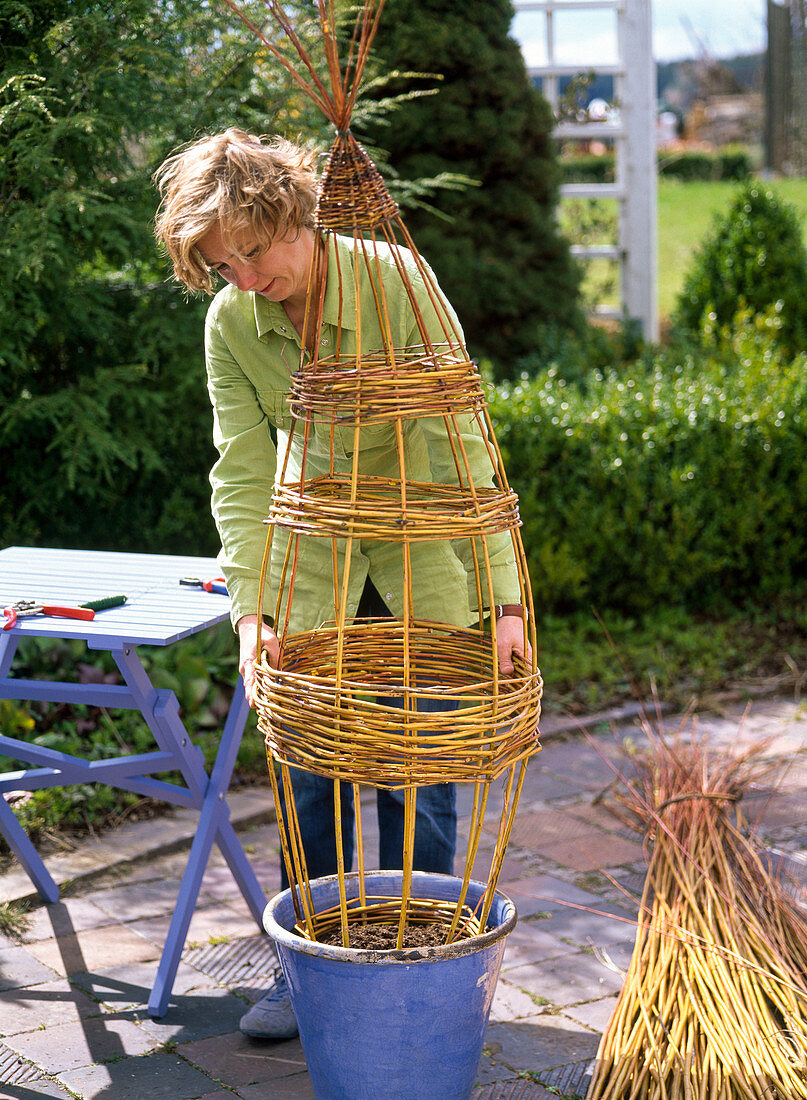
[489, 313, 807, 617]
[561, 152, 615, 184]
[658, 146, 753, 181]
[561, 146, 752, 185]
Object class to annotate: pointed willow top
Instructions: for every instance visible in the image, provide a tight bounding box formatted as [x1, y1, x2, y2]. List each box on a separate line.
[221, 0, 399, 229]
[220, 0, 386, 134]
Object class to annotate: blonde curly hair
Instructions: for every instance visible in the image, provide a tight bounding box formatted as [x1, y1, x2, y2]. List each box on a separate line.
[154, 128, 319, 293]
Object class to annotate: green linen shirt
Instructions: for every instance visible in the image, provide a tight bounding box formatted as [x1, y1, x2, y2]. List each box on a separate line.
[204, 233, 521, 634]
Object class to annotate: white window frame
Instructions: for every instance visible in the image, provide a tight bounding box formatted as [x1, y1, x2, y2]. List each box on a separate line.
[514, 0, 658, 341]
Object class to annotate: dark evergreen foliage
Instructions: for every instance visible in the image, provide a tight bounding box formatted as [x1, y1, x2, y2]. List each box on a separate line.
[0, 0, 325, 553]
[490, 316, 807, 616]
[672, 180, 807, 356]
[359, 0, 584, 374]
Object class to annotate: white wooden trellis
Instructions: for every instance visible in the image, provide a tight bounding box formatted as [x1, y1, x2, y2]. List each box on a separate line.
[513, 0, 658, 341]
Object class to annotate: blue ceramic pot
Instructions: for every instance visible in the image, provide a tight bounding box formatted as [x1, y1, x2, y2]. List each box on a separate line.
[263, 871, 516, 1100]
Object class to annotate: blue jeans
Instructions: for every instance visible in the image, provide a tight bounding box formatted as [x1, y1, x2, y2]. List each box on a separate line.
[279, 695, 458, 889]
[279, 580, 457, 888]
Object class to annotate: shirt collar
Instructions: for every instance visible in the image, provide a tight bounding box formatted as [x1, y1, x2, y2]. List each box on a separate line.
[252, 233, 358, 341]
[254, 296, 292, 341]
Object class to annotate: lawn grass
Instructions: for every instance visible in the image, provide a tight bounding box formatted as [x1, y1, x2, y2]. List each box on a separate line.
[562, 175, 807, 323]
[657, 176, 807, 319]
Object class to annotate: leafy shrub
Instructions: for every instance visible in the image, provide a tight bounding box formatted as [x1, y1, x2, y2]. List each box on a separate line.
[490, 312, 807, 617]
[714, 146, 755, 181]
[561, 153, 615, 184]
[658, 146, 752, 181]
[503, 316, 644, 389]
[672, 180, 807, 356]
[0, 0, 330, 556]
[561, 146, 752, 185]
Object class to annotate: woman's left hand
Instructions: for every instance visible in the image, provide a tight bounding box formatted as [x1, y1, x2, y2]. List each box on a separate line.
[496, 614, 532, 675]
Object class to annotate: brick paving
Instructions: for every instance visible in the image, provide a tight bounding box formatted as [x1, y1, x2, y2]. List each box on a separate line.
[0, 696, 806, 1099]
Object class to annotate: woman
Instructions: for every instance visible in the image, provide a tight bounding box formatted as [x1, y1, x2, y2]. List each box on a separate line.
[154, 128, 527, 1038]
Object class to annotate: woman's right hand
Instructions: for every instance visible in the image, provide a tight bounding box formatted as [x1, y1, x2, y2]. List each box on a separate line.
[237, 614, 280, 707]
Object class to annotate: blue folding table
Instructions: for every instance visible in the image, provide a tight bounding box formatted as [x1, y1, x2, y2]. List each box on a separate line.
[0, 546, 267, 1017]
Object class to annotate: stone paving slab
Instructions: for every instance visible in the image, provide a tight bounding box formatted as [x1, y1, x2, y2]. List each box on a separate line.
[499, 874, 613, 912]
[23, 923, 161, 979]
[125, 901, 259, 949]
[69, 960, 221, 1013]
[80, 878, 189, 922]
[747, 789, 807, 828]
[0, 980, 101, 1038]
[500, 921, 572, 969]
[20, 898, 117, 944]
[0, 696, 805, 1097]
[135, 986, 249, 1044]
[199, 857, 280, 905]
[494, 768, 582, 809]
[503, 806, 607, 848]
[503, 950, 625, 1008]
[4, 1016, 159, 1076]
[564, 995, 620, 1032]
[533, 738, 634, 791]
[0, 1081, 77, 1099]
[483, 1014, 601, 1076]
[540, 834, 645, 873]
[474, 1085, 557, 1099]
[0, 947, 60, 992]
[239, 1074, 316, 1099]
[489, 975, 549, 1023]
[178, 1031, 308, 1090]
[535, 901, 638, 949]
[58, 1050, 225, 1100]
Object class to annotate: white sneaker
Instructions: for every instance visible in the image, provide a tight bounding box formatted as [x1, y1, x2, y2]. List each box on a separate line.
[239, 965, 299, 1039]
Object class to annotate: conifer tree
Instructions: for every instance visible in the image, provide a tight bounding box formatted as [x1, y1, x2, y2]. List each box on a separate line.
[0, 0, 324, 550]
[360, 0, 584, 374]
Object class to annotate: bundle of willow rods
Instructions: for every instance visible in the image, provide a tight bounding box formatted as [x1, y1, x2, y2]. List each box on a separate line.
[588, 724, 807, 1100]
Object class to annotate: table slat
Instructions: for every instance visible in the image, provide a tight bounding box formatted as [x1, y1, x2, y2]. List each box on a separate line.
[0, 547, 235, 646]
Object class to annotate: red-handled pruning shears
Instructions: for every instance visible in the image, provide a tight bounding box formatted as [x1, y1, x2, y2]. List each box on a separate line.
[2, 595, 127, 631]
[179, 576, 228, 596]
[3, 600, 94, 631]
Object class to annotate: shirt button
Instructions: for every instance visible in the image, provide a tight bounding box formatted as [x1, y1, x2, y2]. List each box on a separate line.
[321, 337, 329, 345]
[279, 326, 287, 334]
[348, 604, 355, 611]
[385, 592, 393, 601]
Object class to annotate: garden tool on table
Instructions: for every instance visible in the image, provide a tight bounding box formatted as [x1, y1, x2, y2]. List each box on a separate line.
[2, 595, 128, 631]
[179, 576, 228, 596]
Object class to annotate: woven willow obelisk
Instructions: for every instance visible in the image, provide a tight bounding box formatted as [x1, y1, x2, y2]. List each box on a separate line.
[224, 0, 543, 948]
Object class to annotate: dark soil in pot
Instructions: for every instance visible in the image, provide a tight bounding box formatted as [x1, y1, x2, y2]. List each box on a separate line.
[317, 921, 453, 949]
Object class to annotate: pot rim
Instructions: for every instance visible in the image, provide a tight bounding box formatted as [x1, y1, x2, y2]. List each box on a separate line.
[263, 870, 517, 965]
